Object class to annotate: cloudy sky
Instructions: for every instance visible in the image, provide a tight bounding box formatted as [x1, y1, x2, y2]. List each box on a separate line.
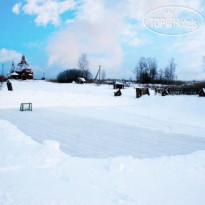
[0, 0, 205, 80]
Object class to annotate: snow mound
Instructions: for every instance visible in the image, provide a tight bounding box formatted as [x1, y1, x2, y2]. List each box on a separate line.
[1, 119, 205, 205]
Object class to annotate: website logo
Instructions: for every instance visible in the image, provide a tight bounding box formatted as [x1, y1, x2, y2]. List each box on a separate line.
[144, 6, 204, 36]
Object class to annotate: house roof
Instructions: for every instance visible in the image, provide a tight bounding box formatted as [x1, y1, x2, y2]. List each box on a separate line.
[10, 72, 19, 76]
[114, 81, 124, 85]
[78, 77, 86, 81]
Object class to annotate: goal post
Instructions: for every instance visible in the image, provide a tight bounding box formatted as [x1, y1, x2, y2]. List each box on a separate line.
[20, 103, 32, 111]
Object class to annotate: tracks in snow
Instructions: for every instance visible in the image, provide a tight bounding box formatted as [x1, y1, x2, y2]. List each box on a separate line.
[0, 107, 205, 158]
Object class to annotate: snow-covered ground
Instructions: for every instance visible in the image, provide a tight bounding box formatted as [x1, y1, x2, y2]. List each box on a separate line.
[0, 80, 205, 204]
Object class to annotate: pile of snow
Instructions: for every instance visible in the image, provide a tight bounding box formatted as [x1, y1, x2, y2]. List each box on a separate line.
[1, 119, 205, 205]
[0, 80, 205, 204]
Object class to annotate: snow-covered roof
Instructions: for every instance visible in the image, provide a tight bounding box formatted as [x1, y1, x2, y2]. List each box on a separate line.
[15, 64, 32, 72]
[115, 81, 124, 85]
[78, 77, 86, 82]
[10, 72, 19, 76]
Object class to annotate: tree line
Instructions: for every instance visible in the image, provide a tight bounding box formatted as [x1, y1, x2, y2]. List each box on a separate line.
[57, 53, 177, 84]
[134, 57, 177, 83]
[57, 54, 92, 83]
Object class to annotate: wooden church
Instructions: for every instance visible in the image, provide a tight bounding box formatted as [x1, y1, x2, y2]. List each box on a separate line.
[8, 55, 34, 80]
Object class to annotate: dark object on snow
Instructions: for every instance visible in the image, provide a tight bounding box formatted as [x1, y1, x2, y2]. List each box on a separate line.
[136, 88, 150, 98]
[155, 88, 169, 96]
[168, 88, 199, 95]
[162, 88, 169, 96]
[199, 88, 205, 97]
[114, 89, 122, 96]
[20, 103, 32, 111]
[113, 82, 124, 89]
[155, 88, 163, 95]
[161, 87, 200, 96]
[7, 80, 13, 91]
[155, 86, 205, 97]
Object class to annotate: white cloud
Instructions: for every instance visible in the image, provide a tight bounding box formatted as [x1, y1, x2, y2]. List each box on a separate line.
[0, 48, 22, 63]
[14, 0, 76, 26]
[168, 24, 205, 80]
[47, 0, 147, 77]
[125, 0, 203, 21]
[47, 18, 124, 75]
[172, 25, 205, 55]
[76, 0, 105, 23]
[12, 2, 22, 15]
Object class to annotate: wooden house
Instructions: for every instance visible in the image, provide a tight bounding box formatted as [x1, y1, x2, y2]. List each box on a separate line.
[8, 56, 34, 80]
[113, 82, 124, 89]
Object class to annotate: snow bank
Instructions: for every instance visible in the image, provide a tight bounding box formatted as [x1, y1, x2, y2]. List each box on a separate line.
[1, 80, 205, 204]
[1, 119, 205, 205]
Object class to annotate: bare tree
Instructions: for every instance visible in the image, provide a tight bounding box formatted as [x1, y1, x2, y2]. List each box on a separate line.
[158, 68, 164, 81]
[134, 57, 177, 83]
[135, 57, 157, 83]
[165, 58, 176, 81]
[164, 66, 171, 81]
[78, 53, 89, 78]
[101, 70, 106, 81]
[148, 58, 157, 82]
[169, 58, 176, 81]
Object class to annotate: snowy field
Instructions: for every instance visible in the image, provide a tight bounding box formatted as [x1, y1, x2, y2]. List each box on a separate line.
[0, 80, 205, 205]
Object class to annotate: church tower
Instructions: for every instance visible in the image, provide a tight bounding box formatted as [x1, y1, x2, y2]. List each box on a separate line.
[11, 61, 15, 73]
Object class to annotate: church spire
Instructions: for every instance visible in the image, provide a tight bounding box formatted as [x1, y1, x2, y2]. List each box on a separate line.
[11, 61, 15, 72]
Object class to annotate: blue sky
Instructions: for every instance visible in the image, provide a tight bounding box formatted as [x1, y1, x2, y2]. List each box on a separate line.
[0, 0, 205, 80]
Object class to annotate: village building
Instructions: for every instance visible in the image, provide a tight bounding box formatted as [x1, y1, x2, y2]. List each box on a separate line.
[0, 75, 5, 82]
[113, 81, 124, 89]
[8, 56, 34, 80]
[76, 77, 86, 84]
